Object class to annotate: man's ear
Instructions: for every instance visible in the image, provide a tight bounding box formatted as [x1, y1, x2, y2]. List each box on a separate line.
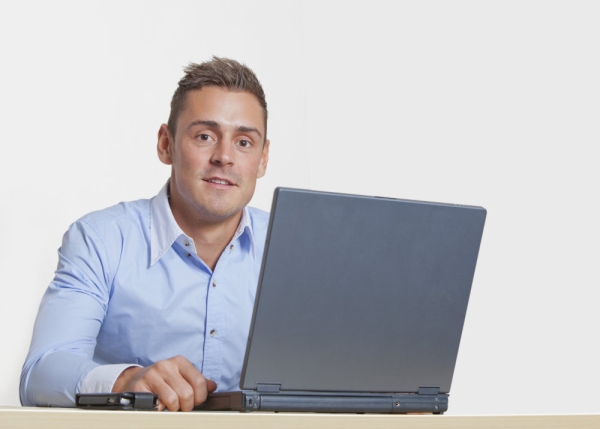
[257, 139, 270, 178]
[157, 124, 173, 165]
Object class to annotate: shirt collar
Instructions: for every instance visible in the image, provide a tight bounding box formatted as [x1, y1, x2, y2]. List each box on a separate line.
[234, 205, 256, 260]
[150, 180, 256, 266]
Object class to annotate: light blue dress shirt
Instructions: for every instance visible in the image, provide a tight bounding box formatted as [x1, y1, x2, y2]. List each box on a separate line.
[20, 182, 269, 407]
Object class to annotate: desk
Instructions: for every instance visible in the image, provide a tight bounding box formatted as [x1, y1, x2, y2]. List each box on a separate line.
[1, 407, 599, 429]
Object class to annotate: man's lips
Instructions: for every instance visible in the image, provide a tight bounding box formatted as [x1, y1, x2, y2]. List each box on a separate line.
[204, 177, 235, 186]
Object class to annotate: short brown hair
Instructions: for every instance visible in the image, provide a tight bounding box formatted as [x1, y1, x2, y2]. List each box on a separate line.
[167, 56, 268, 139]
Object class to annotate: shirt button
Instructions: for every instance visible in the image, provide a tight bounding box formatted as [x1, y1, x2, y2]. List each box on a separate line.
[210, 329, 217, 337]
[184, 240, 190, 247]
[186, 253, 191, 257]
[212, 281, 217, 288]
[229, 244, 234, 251]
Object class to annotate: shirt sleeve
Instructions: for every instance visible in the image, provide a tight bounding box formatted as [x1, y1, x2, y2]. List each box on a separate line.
[20, 218, 118, 407]
[80, 364, 142, 394]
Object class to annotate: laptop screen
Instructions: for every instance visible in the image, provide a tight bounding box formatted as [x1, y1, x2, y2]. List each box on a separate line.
[241, 188, 486, 394]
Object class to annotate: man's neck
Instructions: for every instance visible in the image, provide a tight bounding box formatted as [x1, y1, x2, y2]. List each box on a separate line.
[170, 201, 243, 272]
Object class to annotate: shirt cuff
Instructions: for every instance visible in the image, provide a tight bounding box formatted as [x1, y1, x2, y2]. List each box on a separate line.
[80, 364, 142, 393]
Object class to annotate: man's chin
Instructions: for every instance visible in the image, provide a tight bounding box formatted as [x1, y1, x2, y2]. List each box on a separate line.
[190, 189, 252, 224]
[195, 201, 246, 224]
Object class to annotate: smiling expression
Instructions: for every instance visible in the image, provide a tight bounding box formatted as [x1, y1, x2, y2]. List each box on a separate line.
[158, 86, 269, 227]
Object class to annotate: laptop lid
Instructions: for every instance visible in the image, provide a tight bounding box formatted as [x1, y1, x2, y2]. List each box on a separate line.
[240, 187, 486, 395]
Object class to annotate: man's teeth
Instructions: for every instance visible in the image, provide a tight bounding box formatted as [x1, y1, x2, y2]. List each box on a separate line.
[208, 179, 229, 185]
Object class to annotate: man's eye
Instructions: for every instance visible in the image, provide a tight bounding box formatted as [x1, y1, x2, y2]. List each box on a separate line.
[198, 134, 210, 141]
[238, 140, 252, 148]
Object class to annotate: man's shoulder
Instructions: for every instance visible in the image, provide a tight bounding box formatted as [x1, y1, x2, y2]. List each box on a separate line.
[59, 198, 153, 264]
[75, 197, 152, 233]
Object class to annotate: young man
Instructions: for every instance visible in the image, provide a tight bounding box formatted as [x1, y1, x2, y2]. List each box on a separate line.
[20, 57, 270, 411]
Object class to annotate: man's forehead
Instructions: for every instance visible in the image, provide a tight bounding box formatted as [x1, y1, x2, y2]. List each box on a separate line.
[178, 87, 266, 133]
[184, 86, 262, 109]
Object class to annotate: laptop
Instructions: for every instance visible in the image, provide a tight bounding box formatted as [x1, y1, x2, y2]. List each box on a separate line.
[197, 187, 486, 414]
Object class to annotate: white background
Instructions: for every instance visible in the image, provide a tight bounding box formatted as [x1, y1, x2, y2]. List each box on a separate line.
[1, 0, 599, 415]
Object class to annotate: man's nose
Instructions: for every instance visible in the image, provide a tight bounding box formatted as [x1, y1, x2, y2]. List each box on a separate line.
[210, 140, 234, 165]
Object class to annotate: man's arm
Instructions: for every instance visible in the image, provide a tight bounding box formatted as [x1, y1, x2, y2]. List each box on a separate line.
[20, 219, 114, 406]
[20, 218, 217, 410]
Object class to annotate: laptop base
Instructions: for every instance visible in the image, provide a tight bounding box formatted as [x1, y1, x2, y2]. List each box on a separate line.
[196, 389, 448, 414]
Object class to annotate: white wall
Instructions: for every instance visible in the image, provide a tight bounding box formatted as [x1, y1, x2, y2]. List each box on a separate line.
[1, 0, 598, 415]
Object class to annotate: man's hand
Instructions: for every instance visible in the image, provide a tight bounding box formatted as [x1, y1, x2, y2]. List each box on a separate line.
[112, 355, 217, 411]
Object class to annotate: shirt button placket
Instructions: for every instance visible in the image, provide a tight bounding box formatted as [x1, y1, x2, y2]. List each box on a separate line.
[203, 273, 223, 379]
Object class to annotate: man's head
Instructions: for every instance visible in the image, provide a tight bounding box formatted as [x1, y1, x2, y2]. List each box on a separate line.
[167, 56, 268, 141]
[158, 57, 270, 230]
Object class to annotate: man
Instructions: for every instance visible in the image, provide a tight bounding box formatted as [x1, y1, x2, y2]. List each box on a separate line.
[20, 57, 270, 412]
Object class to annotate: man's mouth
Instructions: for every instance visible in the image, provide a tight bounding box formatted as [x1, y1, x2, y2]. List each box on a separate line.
[205, 178, 234, 186]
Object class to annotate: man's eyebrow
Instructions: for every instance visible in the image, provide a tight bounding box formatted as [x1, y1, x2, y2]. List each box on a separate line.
[187, 120, 219, 130]
[237, 126, 262, 139]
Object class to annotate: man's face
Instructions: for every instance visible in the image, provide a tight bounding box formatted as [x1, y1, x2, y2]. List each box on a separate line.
[158, 86, 269, 225]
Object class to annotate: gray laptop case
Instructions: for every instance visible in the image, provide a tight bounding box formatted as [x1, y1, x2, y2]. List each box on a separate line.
[197, 187, 486, 414]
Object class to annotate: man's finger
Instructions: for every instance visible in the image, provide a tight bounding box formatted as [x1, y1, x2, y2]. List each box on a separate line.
[113, 356, 213, 411]
[154, 356, 210, 410]
[149, 358, 196, 411]
[171, 357, 216, 407]
[206, 379, 217, 393]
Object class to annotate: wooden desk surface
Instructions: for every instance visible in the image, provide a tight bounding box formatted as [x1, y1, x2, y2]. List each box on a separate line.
[1, 407, 599, 429]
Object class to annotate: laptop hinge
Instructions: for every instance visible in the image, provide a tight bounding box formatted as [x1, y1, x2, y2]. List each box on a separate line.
[256, 383, 281, 393]
[418, 387, 440, 395]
